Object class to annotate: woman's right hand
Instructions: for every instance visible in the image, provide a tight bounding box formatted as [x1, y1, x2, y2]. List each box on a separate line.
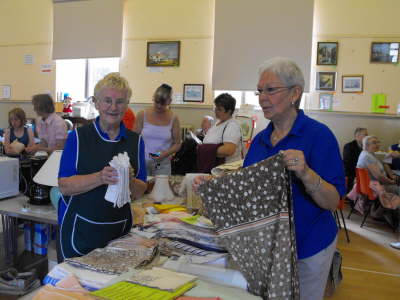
[99, 166, 118, 185]
[193, 175, 213, 193]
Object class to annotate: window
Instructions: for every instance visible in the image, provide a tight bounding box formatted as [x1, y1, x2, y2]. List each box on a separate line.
[56, 57, 119, 102]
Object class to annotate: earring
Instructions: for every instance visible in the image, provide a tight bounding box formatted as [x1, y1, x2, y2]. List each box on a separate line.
[291, 101, 295, 106]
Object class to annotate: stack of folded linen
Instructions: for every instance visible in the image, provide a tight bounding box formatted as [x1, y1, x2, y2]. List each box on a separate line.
[65, 234, 157, 274]
[150, 220, 225, 253]
[105, 152, 131, 208]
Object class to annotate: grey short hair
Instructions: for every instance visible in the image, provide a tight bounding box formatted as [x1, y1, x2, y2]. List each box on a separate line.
[362, 135, 377, 150]
[354, 127, 367, 136]
[203, 115, 215, 126]
[258, 57, 305, 92]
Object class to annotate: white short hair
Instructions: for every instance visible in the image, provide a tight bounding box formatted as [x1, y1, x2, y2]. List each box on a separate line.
[203, 115, 215, 125]
[362, 135, 377, 150]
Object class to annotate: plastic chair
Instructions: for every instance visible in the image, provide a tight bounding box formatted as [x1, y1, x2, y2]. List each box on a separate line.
[347, 168, 377, 228]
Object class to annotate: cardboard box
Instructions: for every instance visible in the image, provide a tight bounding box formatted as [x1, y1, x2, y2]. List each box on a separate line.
[33, 223, 49, 255]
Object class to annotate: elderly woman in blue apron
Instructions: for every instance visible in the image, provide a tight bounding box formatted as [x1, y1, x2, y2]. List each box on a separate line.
[58, 73, 147, 259]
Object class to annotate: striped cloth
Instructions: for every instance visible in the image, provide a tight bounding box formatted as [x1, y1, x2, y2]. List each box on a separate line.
[199, 153, 299, 299]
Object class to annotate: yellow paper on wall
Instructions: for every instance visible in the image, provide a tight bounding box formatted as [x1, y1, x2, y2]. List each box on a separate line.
[371, 93, 386, 113]
[90, 281, 195, 300]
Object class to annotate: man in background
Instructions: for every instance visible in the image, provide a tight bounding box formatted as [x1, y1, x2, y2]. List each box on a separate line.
[196, 115, 214, 141]
[343, 127, 368, 193]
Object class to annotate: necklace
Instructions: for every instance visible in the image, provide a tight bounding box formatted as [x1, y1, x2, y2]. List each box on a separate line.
[271, 129, 289, 142]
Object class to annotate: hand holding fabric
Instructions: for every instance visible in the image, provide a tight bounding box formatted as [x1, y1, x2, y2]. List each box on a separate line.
[280, 149, 308, 178]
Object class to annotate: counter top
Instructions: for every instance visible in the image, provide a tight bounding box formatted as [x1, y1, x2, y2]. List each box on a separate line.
[0, 194, 57, 225]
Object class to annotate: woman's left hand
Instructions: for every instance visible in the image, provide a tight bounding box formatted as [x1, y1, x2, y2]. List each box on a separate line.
[280, 149, 308, 178]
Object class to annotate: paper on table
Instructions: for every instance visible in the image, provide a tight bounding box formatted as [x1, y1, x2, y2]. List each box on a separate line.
[163, 260, 248, 290]
[90, 281, 195, 300]
[126, 267, 197, 291]
[189, 131, 202, 145]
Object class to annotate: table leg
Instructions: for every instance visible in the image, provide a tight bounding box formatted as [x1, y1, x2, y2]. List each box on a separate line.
[1, 215, 18, 267]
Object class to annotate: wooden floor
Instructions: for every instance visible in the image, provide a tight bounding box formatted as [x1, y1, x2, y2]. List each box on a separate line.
[327, 208, 400, 300]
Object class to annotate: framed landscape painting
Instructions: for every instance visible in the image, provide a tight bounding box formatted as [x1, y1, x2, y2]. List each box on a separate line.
[342, 75, 363, 93]
[317, 42, 338, 65]
[147, 41, 180, 67]
[183, 84, 204, 102]
[370, 42, 399, 63]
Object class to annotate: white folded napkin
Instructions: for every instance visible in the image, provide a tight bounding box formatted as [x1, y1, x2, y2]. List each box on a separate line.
[105, 152, 131, 208]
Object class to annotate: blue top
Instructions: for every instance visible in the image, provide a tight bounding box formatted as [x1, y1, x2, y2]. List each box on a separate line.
[59, 117, 147, 182]
[10, 127, 30, 146]
[390, 144, 400, 170]
[243, 110, 345, 259]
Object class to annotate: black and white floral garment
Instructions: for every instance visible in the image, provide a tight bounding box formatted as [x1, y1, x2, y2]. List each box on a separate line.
[199, 153, 299, 300]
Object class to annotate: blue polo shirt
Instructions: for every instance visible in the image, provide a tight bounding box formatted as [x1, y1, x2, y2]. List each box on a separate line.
[243, 110, 345, 259]
[58, 117, 147, 182]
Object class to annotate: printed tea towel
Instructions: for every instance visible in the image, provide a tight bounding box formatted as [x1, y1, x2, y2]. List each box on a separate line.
[199, 153, 299, 299]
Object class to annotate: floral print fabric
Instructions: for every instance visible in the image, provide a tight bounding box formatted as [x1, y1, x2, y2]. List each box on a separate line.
[199, 153, 299, 299]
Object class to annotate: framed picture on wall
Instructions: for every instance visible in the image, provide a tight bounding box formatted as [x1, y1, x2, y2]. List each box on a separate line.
[146, 41, 180, 67]
[319, 93, 333, 110]
[342, 75, 363, 93]
[317, 42, 338, 65]
[183, 84, 204, 102]
[370, 42, 399, 63]
[316, 72, 336, 91]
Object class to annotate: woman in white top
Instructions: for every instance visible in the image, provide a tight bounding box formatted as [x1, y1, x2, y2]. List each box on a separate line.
[357, 135, 397, 186]
[203, 93, 242, 163]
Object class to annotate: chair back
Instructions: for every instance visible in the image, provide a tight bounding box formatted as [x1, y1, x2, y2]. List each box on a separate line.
[356, 168, 375, 200]
[234, 115, 255, 143]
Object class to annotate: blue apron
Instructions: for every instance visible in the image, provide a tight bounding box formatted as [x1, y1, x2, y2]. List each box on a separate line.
[59, 123, 139, 259]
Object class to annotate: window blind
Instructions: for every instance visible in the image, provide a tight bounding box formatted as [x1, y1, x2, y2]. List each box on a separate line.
[212, 0, 314, 92]
[53, 0, 123, 59]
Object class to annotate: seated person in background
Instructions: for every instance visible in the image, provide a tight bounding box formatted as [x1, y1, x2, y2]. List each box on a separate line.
[357, 135, 398, 189]
[3, 107, 35, 156]
[343, 127, 368, 192]
[122, 107, 136, 131]
[58, 73, 147, 259]
[196, 115, 214, 141]
[202, 93, 242, 163]
[356, 135, 400, 226]
[27, 94, 67, 154]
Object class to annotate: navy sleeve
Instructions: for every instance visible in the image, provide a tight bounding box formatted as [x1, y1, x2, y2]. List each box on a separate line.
[58, 130, 78, 178]
[136, 137, 147, 182]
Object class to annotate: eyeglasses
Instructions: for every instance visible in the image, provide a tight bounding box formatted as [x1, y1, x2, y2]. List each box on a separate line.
[100, 98, 127, 107]
[255, 85, 295, 96]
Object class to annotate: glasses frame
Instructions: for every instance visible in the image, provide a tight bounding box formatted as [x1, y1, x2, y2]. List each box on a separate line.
[255, 85, 295, 96]
[98, 97, 128, 107]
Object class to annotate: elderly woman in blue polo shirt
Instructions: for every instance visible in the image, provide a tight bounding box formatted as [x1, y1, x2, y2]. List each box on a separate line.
[244, 58, 345, 300]
[58, 73, 147, 259]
